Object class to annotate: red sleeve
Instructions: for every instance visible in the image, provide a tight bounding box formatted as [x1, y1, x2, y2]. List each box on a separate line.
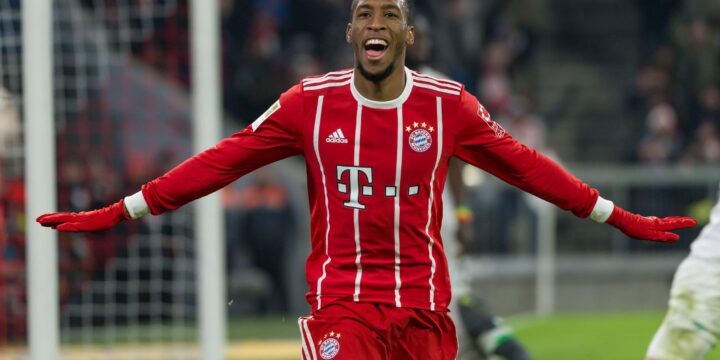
[141, 85, 305, 215]
[453, 89, 598, 218]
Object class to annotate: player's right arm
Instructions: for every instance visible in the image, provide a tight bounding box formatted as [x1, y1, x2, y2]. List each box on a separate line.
[37, 85, 305, 232]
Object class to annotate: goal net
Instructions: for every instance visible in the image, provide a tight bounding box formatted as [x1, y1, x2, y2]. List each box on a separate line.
[1, 0, 200, 357]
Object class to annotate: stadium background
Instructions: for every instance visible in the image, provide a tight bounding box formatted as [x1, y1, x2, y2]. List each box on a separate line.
[1, 0, 720, 358]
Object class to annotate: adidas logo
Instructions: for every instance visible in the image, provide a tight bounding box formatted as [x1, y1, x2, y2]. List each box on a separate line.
[326, 129, 349, 144]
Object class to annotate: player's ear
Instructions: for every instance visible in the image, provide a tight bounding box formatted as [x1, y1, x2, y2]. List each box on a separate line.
[346, 23, 352, 44]
[406, 25, 415, 46]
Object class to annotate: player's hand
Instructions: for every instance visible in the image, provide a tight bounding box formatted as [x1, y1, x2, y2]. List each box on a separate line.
[36, 199, 130, 232]
[605, 206, 697, 242]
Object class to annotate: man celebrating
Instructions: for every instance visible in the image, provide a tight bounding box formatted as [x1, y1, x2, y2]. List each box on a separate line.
[39, 0, 696, 358]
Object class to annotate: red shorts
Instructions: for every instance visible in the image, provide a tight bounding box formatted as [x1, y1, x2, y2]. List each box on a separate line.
[297, 301, 457, 360]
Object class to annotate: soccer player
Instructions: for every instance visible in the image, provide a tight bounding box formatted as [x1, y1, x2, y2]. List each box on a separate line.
[646, 187, 720, 360]
[38, 0, 696, 358]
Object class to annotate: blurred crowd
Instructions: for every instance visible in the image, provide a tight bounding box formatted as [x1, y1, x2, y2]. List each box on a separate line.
[217, 0, 546, 132]
[630, 0, 720, 165]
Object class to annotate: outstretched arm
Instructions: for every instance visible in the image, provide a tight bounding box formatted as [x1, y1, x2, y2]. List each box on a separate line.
[453, 90, 696, 242]
[37, 130, 300, 232]
[38, 85, 305, 232]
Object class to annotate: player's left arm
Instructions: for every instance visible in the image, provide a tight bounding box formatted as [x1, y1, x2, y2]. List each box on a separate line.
[452, 89, 696, 242]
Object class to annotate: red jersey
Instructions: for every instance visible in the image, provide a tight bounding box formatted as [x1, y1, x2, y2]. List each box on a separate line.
[141, 68, 599, 312]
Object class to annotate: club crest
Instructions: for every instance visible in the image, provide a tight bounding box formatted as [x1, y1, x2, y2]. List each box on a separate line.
[406, 121, 434, 153]
[318, 332, 341, 359]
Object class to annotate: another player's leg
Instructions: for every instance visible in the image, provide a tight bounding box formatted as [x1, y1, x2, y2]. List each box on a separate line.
[645, 256, 720, 360]
[646, 322, 714, 360]
[456, 294, 533, 360]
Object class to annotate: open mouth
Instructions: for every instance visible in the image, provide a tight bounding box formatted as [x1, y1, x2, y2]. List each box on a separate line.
[364, 38, 389, 60]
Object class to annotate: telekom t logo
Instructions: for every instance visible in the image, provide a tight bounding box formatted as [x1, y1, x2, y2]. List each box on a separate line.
[337, 166, 373, 209]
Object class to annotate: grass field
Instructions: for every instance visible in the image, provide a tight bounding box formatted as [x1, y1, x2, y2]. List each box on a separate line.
[226, 312, 720, 359]
[227, 312, 720, 359]
[509, 312, 719, 359]
[3, 312, 718, 359]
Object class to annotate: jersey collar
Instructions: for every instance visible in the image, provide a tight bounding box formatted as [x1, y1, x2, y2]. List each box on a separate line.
[350, 67, 414, 109]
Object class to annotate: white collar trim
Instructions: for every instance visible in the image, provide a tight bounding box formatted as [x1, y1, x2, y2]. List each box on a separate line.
[350, 67, 414, 109]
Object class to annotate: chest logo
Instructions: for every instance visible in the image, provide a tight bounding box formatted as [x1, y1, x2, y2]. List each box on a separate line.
[406, 121, 434, 153]
[326, 128, 349, 144]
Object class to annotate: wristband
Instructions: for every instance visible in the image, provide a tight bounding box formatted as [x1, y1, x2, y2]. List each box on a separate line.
[590, 196, 614, 223]
[124, 190, 150, 219]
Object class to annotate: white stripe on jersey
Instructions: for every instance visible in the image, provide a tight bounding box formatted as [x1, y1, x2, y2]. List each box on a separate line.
[298, 318, 313, 360]
[304, 79, 352, 91]
[353, 103, 364, 302]
[413, 81, 461, 96]
[303, 74, 352, 86]
[412, 75, 461, 91]
[312, 96, 332, 310]
[425, 97, 444, 311]
[394, 106, 404, 307]
[302, 318, 318, 360]
[412, 71, 462, 89]
[303, 69, 353, 83]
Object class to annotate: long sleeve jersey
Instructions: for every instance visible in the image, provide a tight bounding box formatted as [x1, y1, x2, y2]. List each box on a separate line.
[140, 67, 599, 312]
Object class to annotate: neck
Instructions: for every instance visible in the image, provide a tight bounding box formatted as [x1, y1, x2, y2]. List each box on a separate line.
[353, 62, 407, 102]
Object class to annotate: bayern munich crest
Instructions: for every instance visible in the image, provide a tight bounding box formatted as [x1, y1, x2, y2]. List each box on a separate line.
[318, 332, 341, 359]
[406, 121, 434, 153]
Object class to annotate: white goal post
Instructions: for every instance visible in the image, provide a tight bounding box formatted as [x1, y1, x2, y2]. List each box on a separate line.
[21, 0, 226, 358]
[190, 0, 226, 358]
[23, 0, 59, 358]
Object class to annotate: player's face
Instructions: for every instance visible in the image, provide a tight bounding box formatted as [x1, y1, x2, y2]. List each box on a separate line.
[346, 0, 414, 82]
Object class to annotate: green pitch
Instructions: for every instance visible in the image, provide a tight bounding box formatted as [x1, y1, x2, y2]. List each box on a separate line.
[226, 312, 719, 359]
[508, 312, 719, 359]
[44, 312, 718, 359]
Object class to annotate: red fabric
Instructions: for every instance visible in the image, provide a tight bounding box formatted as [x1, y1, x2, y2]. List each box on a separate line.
[606, 206, 697, 242]
[140, 69, 600, 312]
[298, 301, 457, 360]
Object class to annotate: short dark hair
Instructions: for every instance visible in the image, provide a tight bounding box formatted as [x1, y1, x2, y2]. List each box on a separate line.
[350, 0, 413, 22]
